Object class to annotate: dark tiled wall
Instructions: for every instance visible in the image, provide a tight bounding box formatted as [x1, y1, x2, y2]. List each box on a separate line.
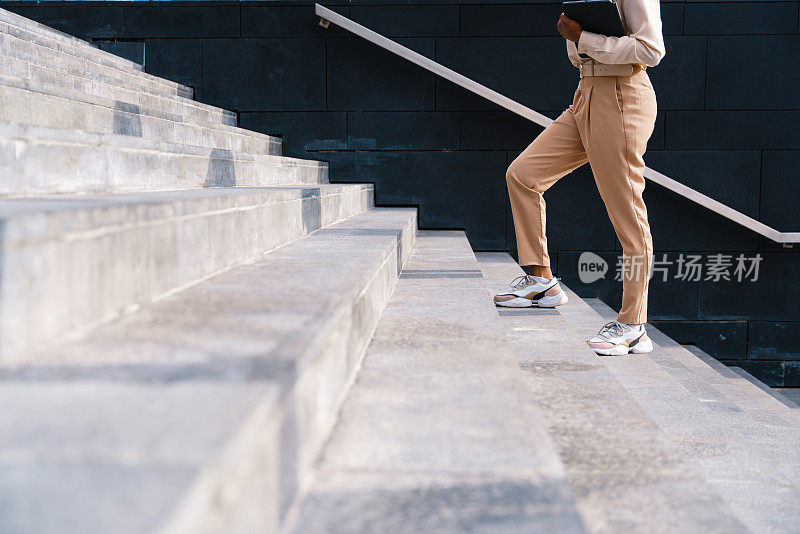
[4, 0, 800, 384]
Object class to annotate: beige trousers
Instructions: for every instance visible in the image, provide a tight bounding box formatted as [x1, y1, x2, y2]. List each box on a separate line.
[506, 67, 657, 324]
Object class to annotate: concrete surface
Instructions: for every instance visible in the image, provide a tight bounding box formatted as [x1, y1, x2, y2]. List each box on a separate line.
[0, 184, 371, 362]
[288, 232, 585, 534]
[476, 252, 750, 534]
[0, 207, 417, 534]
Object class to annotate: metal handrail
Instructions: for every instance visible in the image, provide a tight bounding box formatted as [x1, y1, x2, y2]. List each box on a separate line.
[316, 3, 799, 245]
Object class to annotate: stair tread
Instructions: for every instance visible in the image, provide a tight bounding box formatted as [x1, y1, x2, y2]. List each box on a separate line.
[641, 331, 789, 419]
[680, 345, 800, 423]
[0, 40, 190, 102]
[0, 207, 417, 534]
[0, 72, 276, 148]
[731, 365, 800, 411]
[585, 297, 800, 429]
[0, 184, 374, 363]
[0, 121, 327, 195]
[0, 8, 194, 98]
[581, 299, 800, 429]
[0, 7, 147, 74]
[551, 285, 800, 532]
[0, 184, 369, 238]
[0, 51, 231, 124]
[289, 232, 585, 534]
[475, 252, 750, 533]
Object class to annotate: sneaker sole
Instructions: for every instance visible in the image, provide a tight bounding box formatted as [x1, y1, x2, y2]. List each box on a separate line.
[590, 336, 654, 356]
[494, 292, 568, 308]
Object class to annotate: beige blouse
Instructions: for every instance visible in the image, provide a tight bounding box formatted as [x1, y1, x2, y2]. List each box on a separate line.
[566, 0, 666, 68]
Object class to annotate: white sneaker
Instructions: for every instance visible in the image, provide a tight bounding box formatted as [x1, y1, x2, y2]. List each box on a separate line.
[587, 321, 654, 356]
[493, 275, 568, 308]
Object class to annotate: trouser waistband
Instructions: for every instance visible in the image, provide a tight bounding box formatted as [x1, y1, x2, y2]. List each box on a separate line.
[579, 60, 646, 78]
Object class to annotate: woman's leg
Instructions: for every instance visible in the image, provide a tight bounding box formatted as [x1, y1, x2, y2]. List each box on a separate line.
[506, 97, 590, 275]
[528, 265, 554, 279]
[576, 72, 657, 324]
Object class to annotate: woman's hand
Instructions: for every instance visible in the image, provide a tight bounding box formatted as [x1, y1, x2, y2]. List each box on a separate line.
[557, 13, 583, 43]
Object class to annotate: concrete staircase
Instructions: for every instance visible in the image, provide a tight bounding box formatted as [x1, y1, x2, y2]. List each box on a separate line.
[0, 8, 412, 533]
[2, 7, 799, 534]
[474, 254, 800, 534]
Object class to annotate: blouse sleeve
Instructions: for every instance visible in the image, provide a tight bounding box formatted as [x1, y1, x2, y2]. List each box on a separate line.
[575, 0, 666, 67]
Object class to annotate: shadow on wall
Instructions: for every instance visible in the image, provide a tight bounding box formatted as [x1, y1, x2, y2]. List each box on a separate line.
[112, 101, 142, 137]
[205, 148, 236, 187]
[300, 187, 322, 234]
[0, 220, 3, 359]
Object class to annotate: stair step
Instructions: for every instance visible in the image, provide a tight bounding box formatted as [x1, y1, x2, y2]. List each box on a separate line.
[1, 122, 296, 196]
[0, 8, 195, 101]
[0, 207, 417, 534]
[287, 232, 585, 534]
[584, 297, 800, 431]
[558, 292, 800, 532]
[779, 388, 800, 407]
[683, 345, 800, 425]
[0, 183, 373, 363]
[0, 44, 233, 127]
[0, 7, 146, 72]
[730, 365, 800, 418]
[0, 73, 279, 157]
[475, 252, 750, 533]
[641, 326, 800, 428]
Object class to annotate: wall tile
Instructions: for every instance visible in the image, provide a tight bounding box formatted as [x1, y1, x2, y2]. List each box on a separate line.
[760, 150, 800, 231]
[707, 36, 800, 110]
[748, 322, 800, 361]
[347, 112, 460, 150]
[124, 5, 240, 38]
[643, 186, 760, 252]
[785, 362, 800, 387]
[699, 252, 800, 320]
[647, 36, 706, 110]
[239, 112, 347, 157]
[660, 3, 685, 35]
[320, 150, 508, 249]
[459, 4, 563, 36]
[644, 149, 761, 218]
[348, 0, 559, 4]
[461, 111, 550, 151]
[203, 38, 326, 111]
[685, 3, 797, 35]
[350, 5, 459, 37]
[3, 4, 123, 40]
[145, 39, 202, 99]
[242, 4, 351, 38]
[559, 250, 702, 320]
[435, 36, 577, 111]
[96, 41, 144, 65]
[735, 361, 784, 386]
[327, 37, 436, 111]
[437, 78, 513, 112]
[646, 257, 702, 320]
[665, 111, 800, 150]
[648, 320, 747, 359]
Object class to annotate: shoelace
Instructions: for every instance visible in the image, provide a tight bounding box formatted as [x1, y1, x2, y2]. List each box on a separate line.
[510, 274, 561, 290]
[597, 321, 625, 339]
[510, 274, 535, 290]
